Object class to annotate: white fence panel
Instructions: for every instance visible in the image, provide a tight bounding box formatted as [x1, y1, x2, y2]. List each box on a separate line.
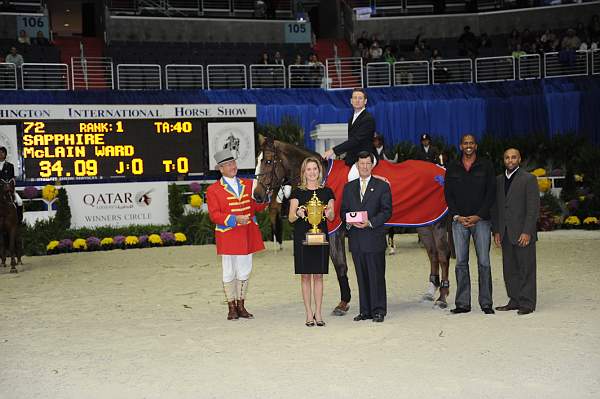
[475, 56, 515, 83]
[71, 57, 114, 90]
[325, 57, 363, 90]
[165, 64, 204, 90]
[366, 62, 391, 87]
[592, 50, 600, 75]
[202, 0, 231, 12]
[117, 64, 161, 90]
[393, 61, 429, 86]
[21, 63, 69, 90]
[249, 64, 286, 89]
[544, 50, 588, 78]
[0, 63, 17, 90]
[288, 64, 324, 88]
[518, 54, 541, 80]
[206, 64, 246, 89]
[432, 58, 472, 84]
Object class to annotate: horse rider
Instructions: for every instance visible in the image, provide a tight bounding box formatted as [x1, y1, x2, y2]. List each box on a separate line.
[0, 146, 23, 222]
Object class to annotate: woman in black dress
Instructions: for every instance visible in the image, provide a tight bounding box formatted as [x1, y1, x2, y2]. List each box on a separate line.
[288, 157, 335, 327]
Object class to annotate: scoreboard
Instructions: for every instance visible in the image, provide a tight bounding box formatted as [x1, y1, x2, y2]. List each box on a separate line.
[0, 104, 257, 181]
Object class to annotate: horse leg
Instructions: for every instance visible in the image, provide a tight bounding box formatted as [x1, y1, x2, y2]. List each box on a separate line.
[268, 202, 282, 251]
[433, 221, 451, 308]
[0, 231, 6, 268]
[16, 226, 23, 265]
[387, 228, 395, 255]
[417, 226, 439, 301]
[9, 227, 17, 273]
[329, 229, 351, 316]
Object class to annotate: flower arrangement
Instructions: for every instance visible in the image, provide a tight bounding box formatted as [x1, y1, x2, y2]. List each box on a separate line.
[46, 232, 188, 254]
[189, 194, 203, 208]
[531, 168, 546, 177]
[23, 186, 39, 200]
[574, 174, 584, 183]
[564, 216, 581, 227]
[42, 185, 58, 201]
[583, 217, 599, 230]
[537, 178, 551, 193]
[189, 182, 202, 193]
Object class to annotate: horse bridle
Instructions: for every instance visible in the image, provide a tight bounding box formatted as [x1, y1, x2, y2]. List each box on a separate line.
[255, 143, 286, 197]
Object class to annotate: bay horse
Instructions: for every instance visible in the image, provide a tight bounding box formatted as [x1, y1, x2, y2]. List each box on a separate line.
[253, 137, 451, 313]
[0, 179, 20, 273]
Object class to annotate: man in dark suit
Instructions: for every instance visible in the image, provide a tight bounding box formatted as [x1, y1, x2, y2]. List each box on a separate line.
[340, 151, 392, 322]
[414, 133, 441, 164]
[492, 148, 540, 315]
[323, 88, 376, 180]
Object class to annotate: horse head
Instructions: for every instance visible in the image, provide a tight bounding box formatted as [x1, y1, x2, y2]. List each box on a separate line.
[0, 179, 15, 205]
[253, 136, 288, 203]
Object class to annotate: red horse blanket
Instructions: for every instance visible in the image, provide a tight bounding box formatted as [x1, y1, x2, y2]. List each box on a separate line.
[325, 159, 448, 233]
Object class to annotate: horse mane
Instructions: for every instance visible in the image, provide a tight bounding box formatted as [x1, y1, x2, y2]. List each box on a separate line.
[274, 140, 327, 186]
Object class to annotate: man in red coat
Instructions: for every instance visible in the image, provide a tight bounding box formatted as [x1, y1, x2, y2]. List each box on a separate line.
[206, 149, 267, 320]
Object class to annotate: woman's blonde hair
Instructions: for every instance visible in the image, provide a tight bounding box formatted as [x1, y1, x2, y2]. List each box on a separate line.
[299, 157, 324, 189]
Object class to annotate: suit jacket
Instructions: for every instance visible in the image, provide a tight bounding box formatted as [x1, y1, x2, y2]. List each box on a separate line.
[0, 161, 15, 181]
[340, 176, 392, 253]
[491, 168, 540, 245]
[414, 145, 440, 164]
[333, 110, 376, 166]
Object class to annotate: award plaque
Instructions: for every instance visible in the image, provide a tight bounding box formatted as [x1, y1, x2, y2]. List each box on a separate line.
[303, 191, 329, 246]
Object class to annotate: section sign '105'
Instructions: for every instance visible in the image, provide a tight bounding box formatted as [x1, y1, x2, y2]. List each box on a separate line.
[20, 119, 207, 179]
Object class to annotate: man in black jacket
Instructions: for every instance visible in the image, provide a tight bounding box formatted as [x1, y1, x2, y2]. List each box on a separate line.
[414, 133, 441, 164]
[444, 134, 496, 315]
[323, 88, 376, 180]
[0, 146, 23, 222]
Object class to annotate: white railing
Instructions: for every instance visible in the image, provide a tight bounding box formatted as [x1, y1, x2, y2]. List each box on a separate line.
[393, 61, 429, 86]
[592, 49, 600, 75]
[71, 57, 114, 90]
[249, 64, 286, 89]
[0, 63, 17, 90]
[518, 54, 541, 80]
[366, 62, 391, 87]
[374, 0, 404, 13]
[21, 63, 69, 90]
[232, 0, 253, 14]
[404, 0, 434, 13]
[326, 57, 363, 90]
[165, 64, 204, 90]
[288, 64, 325, 88]
[432, 58, 473, 84]
[206, 64, 247, 89]
[202, 0, 231, 13]
[117, 64, 162, 90]
[544, 50, 588, 78]
[475, 56, 515, 83]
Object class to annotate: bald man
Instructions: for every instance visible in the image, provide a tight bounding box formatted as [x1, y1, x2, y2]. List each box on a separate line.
[491, 148, 540, 315]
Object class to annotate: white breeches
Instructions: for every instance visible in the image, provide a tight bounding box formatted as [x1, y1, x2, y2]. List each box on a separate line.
[14, 191, 22, 206]
[222, 254, 253, 282]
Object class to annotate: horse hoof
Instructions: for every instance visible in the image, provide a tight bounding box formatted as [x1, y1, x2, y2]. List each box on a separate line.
[388, 248, 395, 255]
[9, 268, 18, 274]
[435, 300, 448, 309]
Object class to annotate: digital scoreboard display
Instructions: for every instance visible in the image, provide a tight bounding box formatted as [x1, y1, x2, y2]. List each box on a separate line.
[20, 119, 208, 179]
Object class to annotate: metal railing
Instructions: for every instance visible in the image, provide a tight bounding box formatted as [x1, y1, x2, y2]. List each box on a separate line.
[165, 64, 204, 90]
[21, 63, 69, 90]
[366, 62, 392, 87]
[593, 50, 600, 75]
[71, 57, 114, 90]
[0, 63, 17, 90]
[288, 64, 325, 88]
[475, 56, 515, 83]
[207, 64, 247, 89]
[544, 50, 588, 78]
[117, 64, 162, 90]
[518, 54, 541, 80]
[326, 57, 363, 90]
[393, 61, 429, 86]
[249, 64, 286, 89]
[432, 58, 473, 84]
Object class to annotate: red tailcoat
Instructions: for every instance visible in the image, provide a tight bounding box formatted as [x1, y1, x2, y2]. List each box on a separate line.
[206, 177, 267, 255]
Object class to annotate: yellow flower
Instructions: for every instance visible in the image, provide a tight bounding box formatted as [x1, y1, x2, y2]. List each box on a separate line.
[46, 240, 60, 250]
[100, 237, 114, 246]
[531, 168, 546, 177]
[537, 178, 551, 193]
[175, 232, 187, 242]
[189, 194, 203, 208]
[73, 238, 87, 250]
[125, 236, 139, 246]
[148, 234, 162, 245]
[564, 216, 581, 225]
[574, 174, 584, 182]
[583, 217, 598, 225]
[42, 185, 58, 201]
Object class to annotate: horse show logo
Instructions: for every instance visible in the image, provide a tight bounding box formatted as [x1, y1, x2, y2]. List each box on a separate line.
[82, 189, 154, 209]
[211, 126, 252, 164]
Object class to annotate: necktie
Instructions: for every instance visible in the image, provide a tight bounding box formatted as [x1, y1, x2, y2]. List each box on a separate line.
[360, 179, 367, 200]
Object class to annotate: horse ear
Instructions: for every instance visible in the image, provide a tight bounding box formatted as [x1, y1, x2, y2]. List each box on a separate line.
[9, 179, 15, 190]
[258, 134, 265, 146]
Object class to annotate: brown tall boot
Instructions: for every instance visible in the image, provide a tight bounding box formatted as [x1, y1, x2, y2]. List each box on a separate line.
[236, 299, 254, 319]
[227, 301, 239, 320]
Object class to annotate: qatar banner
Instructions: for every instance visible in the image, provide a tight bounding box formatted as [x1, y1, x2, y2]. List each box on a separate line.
[65, 181, 169, 228]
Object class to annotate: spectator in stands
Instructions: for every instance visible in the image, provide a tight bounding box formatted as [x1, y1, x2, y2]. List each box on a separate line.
[353, 42, 364, 58]
[357, 31, 370, 49]
[383, 46, 396, 65]
[17, 30, 31, 45]
[0, 0, 16, 11]
[511, 43, 526, 59]
[273, 51, 284, 65]
[479, 33, 493, 48]
[307, 54, 324, 88]
[258, 52, 271, 64]
[430, 48, 443, 61]
[541, 29, 558, 52]
[458, 26, 478, 57]
[507, 29, 521, 52]
[293, 54, 303, 65]
[34, 31, 50, 46]
[575, 22, 586, 41]
[521, 29, 534, 52]
[589, 15, 600, 43]
[5, 47, 24, 68]
[411, 45, 426, 61]
[561, 28, 581, 51]
[369, 41, 383, 61]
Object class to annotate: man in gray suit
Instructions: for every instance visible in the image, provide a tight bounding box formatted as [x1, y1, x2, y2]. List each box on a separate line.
[492, 148, 540, 315]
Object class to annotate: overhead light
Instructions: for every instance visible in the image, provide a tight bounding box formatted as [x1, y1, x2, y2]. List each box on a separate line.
[66, 9, 70, 12]
[64, 23, 70, 27]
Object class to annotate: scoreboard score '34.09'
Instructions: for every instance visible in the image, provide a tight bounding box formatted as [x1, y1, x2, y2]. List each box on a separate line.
[20, 119, 206, 179]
